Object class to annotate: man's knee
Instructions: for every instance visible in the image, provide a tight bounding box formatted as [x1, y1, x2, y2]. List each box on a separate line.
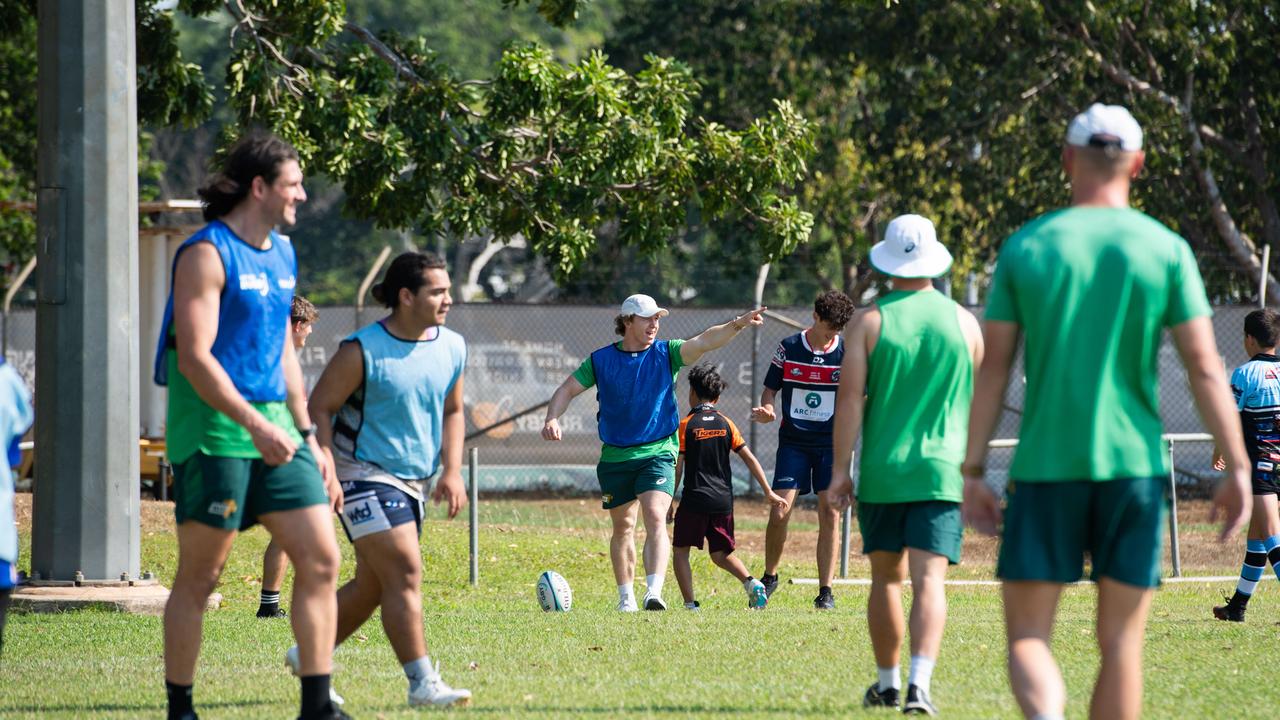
[292, 541, 341, 586]
[174, 563, 224, 600]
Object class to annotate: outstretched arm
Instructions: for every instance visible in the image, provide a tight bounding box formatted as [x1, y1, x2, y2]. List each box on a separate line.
[680, 307, 766, 365]
[542, 375, 588, 441]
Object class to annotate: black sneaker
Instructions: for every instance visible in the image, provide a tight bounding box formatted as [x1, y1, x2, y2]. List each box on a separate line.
[1212, 597, 1246, 622]
[814, 587, 835, 610]
[761, 573, 779, 598]
[257, 605, 288, 619]
[902, 684, 936, 715]
[297, 704, 352, 720]
[863, 683, 900, 709]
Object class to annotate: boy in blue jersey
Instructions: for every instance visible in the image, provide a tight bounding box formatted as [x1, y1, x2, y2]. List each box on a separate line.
[0, 360, 33, 657]
[752, 290, 855, 608]
[306, 252, 471, 707]
[155, 132, 346, 720]
[1214, 308, 1280, 622]
[543, 295, 765, 611]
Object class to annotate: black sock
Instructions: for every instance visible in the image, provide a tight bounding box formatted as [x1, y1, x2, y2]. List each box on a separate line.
[820, 585, 832, 595]
[1229, 590, 1251, 608]
[745, 576, 755, 583]
[300, 674, 332, 718]
[259, 590, 280, 608]
[165, 680, 194, 720]
[0, 588, 11, 658]
[762, 572, 777, 582]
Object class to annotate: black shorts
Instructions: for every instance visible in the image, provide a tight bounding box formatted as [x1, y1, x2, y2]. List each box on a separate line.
[338, 480, 424, 542]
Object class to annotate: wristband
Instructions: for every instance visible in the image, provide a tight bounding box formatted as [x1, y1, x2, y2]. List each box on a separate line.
[299, 425, 317, 440]
[961, 463, 985, 479]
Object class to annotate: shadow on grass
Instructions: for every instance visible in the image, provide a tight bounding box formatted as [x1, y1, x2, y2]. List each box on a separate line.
[463, 705, 835, 715]
[0, 699, 273, 714]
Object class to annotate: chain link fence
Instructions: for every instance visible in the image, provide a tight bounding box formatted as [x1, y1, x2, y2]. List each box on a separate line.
[2, 301, 1260, 496]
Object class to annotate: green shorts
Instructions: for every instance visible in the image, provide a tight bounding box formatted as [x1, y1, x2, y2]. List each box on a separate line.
[997, 476, 1167, 588]
[597, 454, 675, 509]
[172, 443, 329, 531]
[858, 500, 963, 565]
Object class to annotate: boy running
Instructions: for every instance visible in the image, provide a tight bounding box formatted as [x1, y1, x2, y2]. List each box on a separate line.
[752, 290, 855, 608]
[1213, 308, 1280, 622]
[669, 364, 789, 610]
[829, 214, 983, 715]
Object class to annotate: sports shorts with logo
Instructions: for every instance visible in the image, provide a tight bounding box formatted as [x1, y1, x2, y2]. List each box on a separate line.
[596, 454, 674, 509]
[858, 500, 962, 564]
[672, 507, 736, 554]
[997, 476, 1167, 588]
[339, 480, 424, 542]
[172, 443, 329, 531]
[771, 444, 833, 495]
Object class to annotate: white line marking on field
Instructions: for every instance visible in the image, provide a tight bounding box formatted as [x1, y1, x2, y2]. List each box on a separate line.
[789, 576, 1238, 587]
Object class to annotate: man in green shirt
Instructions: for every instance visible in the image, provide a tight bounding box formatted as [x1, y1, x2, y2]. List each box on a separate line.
[964, 103, 1252, 720]
[829, 214, 984, 715]
[543, 295, 764, 611]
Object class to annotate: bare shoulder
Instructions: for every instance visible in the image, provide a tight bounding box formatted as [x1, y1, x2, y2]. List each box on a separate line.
[954, 304, 982, 333]
[847, 306, 881, 354]
[173, 240, 225, 290]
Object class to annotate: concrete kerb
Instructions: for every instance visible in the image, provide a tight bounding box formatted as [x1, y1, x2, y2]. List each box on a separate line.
[10, 581, 220, 615]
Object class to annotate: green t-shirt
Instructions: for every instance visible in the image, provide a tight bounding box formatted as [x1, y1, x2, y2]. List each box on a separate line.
[572, 338, 686, 463]
[165, 350, 301, 464]
[985, 206, 1212, 482]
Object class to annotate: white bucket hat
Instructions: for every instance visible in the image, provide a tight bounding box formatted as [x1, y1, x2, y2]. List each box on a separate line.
[869, 214, 952, 279]
[1066, 103, 1143, 151]
[619, 293, 668, 318]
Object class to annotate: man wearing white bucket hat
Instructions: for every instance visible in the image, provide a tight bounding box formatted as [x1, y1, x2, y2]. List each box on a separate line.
[543, 294, 765, 611]
[963, 103, 1251, 720]
[828, 214, 983, 715]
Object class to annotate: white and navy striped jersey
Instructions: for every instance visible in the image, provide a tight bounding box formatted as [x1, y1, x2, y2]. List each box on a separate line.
[763, 331, 843, 448]
[1231, 352, 1280, 487]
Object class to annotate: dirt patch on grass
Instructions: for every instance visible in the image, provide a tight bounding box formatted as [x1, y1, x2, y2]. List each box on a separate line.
[11, 492, 1241, 573]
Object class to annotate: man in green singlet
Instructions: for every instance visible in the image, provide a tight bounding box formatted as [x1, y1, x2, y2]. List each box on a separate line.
[829, 214, 983, 716]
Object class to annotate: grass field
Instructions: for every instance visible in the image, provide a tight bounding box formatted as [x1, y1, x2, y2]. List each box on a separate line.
[3, 494, 1278, 719]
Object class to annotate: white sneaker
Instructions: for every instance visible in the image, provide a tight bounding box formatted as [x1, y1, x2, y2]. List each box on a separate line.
[642, 591, 667, 611]
[617, 597, 639, 612]
[284, 645, 346, 707]
[407, 662, 472, 707]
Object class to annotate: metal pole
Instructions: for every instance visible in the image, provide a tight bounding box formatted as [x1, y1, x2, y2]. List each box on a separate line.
[839, 503, 852, 579]
[469, 446, 479, 586]
[354, 245, 392, 331]
[1260, 244, 1271, 309]
[1167, 439, 1182, 578]
[31, 0, 140, 581]
[750, 263, 770, 483]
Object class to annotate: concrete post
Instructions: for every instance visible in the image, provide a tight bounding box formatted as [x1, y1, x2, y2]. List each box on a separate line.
[139, 232, 168, 437]
[31, 0, 141, 581]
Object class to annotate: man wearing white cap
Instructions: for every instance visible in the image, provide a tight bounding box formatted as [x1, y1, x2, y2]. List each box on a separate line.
[963, 103, 1251, 720]
[543, 294, 765, 611]
[828, 214, 983, 715]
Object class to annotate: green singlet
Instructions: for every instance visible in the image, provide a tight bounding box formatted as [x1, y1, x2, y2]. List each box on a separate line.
[858, 289, 972, 504]
[165, 349, 301, 465]
[984, 206, 1211, 482]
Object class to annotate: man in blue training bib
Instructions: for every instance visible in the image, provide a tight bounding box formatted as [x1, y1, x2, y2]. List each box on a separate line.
[306, 251, 471, 708]
[543, 294, 765, 611]
[0, 360, 32, 657]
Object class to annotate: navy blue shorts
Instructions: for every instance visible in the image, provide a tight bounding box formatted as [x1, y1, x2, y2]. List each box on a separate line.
[772, 444, 833, 495]
[338, 480, 424, 543]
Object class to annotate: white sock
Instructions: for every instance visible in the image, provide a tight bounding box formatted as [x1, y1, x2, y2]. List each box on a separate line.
[1031, 715, 1064, 720]
[878, 665, 901, 692]
[404, 656, 433, 686]
[742, 578, 755, 590]
[645, 574, 663, 596]
[908, 655, 935, 693]
[618, 584, 635, 603]
[684, 601, 699, 609]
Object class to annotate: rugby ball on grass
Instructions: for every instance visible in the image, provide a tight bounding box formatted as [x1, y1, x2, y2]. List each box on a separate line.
[536, 570, 572, 612]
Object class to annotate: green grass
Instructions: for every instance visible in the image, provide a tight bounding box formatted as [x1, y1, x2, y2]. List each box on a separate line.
[3, 499, 1278, 718]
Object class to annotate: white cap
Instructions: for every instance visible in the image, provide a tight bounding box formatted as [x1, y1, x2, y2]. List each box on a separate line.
[619, 293, 668, 318]
[1066, 103, 1143, 151]
[869, 214, 953, 279]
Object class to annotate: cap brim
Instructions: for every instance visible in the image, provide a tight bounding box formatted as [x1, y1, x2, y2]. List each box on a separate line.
[869, 242, 953, 279]
[633, 308, 669, 318]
